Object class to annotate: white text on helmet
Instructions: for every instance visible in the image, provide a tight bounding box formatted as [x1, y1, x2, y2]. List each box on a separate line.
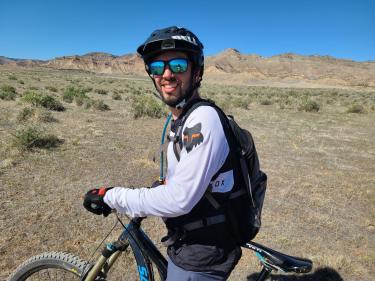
[171, 35, 198, 45]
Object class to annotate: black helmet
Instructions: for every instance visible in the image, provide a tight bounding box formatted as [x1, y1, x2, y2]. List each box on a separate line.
[137, 26, 204, 69]
[137, 26, 204, 109]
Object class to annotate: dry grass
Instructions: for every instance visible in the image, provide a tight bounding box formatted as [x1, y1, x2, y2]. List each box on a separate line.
[1, 66, 374, 281]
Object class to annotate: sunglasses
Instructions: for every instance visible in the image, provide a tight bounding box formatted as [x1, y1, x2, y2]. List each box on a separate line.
[148, 58, 189, 76]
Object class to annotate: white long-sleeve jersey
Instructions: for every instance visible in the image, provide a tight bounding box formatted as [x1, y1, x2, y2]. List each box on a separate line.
[104, 106, 234, 218]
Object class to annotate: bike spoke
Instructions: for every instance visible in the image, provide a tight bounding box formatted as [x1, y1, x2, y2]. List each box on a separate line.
[25, 268, 79, 280]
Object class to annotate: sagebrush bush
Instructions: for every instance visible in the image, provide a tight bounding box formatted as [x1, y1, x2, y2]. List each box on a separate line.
[8, 74, 17, 80]
[35, 109, 57, 123]
[75, 95, 86, 106]
[45, 86, 58, 92]
[22, 91, 65, 111]
[232, 97, 250, 109]
[83, 86, 93, 93]
[259, 99, 273, 105]
[17, 107, 35, 122]
[346, 104, 365, 114]
[92, 99, 110, 111]
[131, 95, 165, 119]
[62, 86, 89, 104]
[95, 89, 108, 95]
[0, 85, 17, 100]
[17, 107, 57, 123]
[298, 100, 320, 112]
[10, 127, 62, 151]
[112, 92, 122, 100]
[84, 100, 92, 109]
[215, 97, 232, 113]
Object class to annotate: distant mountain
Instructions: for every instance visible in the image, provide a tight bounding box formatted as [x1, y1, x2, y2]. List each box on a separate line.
[205, 49, 375, 87]
[0, 56, 44, 67]
[43, 53, 144, 75]
[1, 50, 375, 88]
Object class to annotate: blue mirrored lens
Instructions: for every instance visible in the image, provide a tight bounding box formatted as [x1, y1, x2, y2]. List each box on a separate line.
[149, 61, 165, 75]
[149, 58, 189, 75]
[169, 59, 188, 73]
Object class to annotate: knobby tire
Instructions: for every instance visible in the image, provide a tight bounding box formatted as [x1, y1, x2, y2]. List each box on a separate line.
[7, 251, 90, 281]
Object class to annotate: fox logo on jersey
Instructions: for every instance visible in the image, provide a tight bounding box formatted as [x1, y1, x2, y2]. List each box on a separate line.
[183, 123, 204, 153]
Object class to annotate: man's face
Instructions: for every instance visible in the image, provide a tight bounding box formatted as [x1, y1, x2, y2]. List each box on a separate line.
[150, 51, 194, 107]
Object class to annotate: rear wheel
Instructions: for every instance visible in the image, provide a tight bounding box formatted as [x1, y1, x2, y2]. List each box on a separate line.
[7, 252, 90, 281]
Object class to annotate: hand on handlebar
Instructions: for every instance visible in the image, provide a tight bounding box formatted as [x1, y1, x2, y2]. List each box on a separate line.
[83, 187, 113, 217]
[150, 179, 165, 188]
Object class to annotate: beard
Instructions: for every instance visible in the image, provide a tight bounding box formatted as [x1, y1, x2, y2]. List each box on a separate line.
[157, 77, 194, 107]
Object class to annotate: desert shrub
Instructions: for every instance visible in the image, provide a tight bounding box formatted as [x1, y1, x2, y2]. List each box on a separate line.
[17, 107, 35, 122]
[95, 89, 108, 95]
[259, 99, 273, 105]
[92, 99, 110, 111]
[29, 86, 39, 90]
[45, 86, 58, 92]
[83, 86, 93, 93]
[62, 87, 76, 103]
[17, 107, 57, 123]
[75, 94, 88, 106]
[10, 126, 62, 151]
[35, 109, 57, 122]
[0, 85, 17, 100]
[298, 100, 320, 112]
[8, 74, 17, 80]
[112, 92, 122, 100]
[18, 80, 25, 85]
[84, 99, 92, 109]
[215, 96, 232, 113]
[346, 104, 365, 114]
[62, 86, 89, 104]
[131, 95, 165, 119]
[232, 97, 250, 109]
[22, 91, 65, 111]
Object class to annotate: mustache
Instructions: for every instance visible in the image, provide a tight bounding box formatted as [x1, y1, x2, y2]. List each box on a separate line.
[161, 77, 178, 85]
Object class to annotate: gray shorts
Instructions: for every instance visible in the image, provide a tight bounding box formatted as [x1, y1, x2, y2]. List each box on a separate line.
[166, 258, 229, 281]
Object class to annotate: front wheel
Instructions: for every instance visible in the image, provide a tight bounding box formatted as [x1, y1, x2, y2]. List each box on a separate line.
[7, 252, 90, 281]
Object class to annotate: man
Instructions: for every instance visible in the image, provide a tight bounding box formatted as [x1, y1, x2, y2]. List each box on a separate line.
[84, 26, 242, 280]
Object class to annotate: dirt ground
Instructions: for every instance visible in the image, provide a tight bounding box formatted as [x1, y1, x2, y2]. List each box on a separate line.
[0, 67, 374, 281]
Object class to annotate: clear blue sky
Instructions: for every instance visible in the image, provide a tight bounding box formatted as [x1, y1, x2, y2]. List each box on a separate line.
[0, 0, 374, 61]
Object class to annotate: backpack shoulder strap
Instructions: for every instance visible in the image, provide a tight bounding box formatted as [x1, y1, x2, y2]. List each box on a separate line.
[172, 99, 214, 161]
[171, 99, 238, 209]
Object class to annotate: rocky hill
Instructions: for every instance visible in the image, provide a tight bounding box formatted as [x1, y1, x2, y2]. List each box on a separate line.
[1, 50, 375, 88]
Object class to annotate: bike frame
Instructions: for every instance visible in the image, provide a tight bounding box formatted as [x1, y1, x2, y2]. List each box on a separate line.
[83, 217, 167, 281]
[82, 217, 303, 281]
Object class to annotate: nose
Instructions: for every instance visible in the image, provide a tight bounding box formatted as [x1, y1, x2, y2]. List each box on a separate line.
[162, 65, 174, 78]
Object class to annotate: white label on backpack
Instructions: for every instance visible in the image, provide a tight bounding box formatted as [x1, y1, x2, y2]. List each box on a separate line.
[210, 170, 234, 193]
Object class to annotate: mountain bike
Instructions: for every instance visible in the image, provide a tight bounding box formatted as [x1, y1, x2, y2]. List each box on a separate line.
[7, 216, 312, 281]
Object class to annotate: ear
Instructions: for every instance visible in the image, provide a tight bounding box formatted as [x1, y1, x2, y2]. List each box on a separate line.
[193, 67, 201, 83]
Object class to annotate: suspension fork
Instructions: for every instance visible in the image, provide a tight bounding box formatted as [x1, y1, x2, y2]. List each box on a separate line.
[83, 239, 129, 281]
